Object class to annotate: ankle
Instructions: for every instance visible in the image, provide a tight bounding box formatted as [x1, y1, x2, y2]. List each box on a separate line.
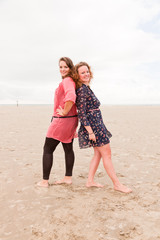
[43, 179, 49, 183]
[87, 180, 94, 184]
[113, 181, 121, 187]
[65, 176, 72, 180]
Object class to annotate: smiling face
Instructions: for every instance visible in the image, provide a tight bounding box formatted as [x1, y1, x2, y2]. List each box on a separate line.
[78, 65, 90, 85]
[59, 60, 70, 78]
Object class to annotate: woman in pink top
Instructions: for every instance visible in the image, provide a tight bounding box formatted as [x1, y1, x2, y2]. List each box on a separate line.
[37, 57, 78, 188]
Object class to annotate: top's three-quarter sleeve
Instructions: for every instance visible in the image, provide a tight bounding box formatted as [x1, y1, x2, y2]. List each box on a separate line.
[76, 85, 90, 126]
[62, 77, 76, 103]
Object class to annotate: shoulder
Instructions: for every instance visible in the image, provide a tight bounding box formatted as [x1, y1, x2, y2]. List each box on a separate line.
[76, 84, 88, 94]
[62, 77, 74, 83]
[62, 77, 75, 87]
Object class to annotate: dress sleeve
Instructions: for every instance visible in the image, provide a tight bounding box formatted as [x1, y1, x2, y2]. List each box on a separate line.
[62, 77, 76, 103]
[76, 85, 90, 126]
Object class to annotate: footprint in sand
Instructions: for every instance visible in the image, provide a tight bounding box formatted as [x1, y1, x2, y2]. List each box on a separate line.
[32, 227, 43, 237]
[155, 182, 160, 188]
[78, 174, 86, 178]
[118, 223, 143, 238]
[24, 163, 32, 167]
[137, 195, 158, 208]
[97, 172, 105, 177]
[116, 173, 125, 177]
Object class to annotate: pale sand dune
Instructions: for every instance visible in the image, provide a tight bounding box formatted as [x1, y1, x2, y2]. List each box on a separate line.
[0, 105, 160, 240]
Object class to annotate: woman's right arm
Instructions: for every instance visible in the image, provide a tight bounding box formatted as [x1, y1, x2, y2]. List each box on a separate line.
[56, 77, 76, 116]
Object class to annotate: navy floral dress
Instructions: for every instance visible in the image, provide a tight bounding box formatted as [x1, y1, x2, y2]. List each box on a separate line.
[76, 84, 112, 149]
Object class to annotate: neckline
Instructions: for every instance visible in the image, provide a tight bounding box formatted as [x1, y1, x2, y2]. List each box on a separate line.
[82, 83, 90, 88]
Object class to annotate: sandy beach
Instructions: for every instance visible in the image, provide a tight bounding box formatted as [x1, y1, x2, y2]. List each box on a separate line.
[0, 105, 160, 240]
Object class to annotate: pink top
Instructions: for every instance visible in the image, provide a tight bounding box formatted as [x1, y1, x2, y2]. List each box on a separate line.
[46, 77, 78, 143]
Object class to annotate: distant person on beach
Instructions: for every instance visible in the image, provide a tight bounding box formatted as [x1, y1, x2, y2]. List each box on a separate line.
[75, 62, 132, 193]
[37, 57, 78, 188]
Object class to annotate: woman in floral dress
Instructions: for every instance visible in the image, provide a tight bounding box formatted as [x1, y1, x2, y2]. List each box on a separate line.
[75, 62, 132, 193]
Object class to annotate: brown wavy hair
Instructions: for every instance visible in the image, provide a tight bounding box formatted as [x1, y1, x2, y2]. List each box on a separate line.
[75, 62, 93, 89]
[59, 57, 78, 85]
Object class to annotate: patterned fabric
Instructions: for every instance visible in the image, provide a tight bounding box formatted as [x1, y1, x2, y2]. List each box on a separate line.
[76, 84, 112, 148]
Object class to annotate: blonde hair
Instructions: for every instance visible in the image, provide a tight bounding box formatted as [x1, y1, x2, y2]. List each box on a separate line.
[75, 62, 93, 89]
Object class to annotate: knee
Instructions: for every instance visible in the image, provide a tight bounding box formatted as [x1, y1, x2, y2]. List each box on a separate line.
[63, 145, 74, 154]
[43, 142, 54, 154]
[43, 145, 51, 154]
[64, 149, 74, 157]
[100, 148, 111, 160]
[104, 144, 111, 155]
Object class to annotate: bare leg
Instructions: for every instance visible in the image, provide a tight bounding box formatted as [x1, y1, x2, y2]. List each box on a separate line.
[86, 147, 104, 188]
[97, 144, 132, 193]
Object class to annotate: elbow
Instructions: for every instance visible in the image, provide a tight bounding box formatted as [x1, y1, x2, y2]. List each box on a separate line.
[64, 94, 76, 103]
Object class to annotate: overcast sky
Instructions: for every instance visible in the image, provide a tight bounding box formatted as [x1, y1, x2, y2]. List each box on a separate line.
[0, 0, 160, 104]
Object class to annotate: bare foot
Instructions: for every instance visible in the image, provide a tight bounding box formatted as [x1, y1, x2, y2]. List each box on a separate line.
[114, 184, 132, 193]
[37, 180, 49, 188]
[54, 176, 72, 185]
[86, 181, 104, 188]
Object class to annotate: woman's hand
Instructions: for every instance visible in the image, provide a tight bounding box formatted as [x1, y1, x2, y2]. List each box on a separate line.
[89, 132, 96, 142]
[56, 106, 65, 116]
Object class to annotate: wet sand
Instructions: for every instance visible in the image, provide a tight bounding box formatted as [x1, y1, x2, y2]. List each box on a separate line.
[0, 105, 160, 240]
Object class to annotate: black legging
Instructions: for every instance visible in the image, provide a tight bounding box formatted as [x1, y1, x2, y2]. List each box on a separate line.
[43, 137, 75, 180]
